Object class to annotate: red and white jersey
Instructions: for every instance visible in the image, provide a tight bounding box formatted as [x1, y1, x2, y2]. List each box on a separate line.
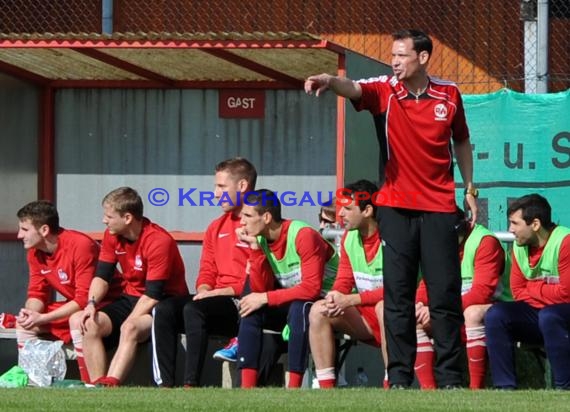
[353, 75, 470, 213]
[99, 218, 188, 297]
[196, 212, 249, 295]
[27, 229, 99, 308]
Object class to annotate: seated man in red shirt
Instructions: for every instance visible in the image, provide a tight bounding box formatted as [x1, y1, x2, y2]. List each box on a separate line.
[68, 187, 189, 386]
[236, 189, 338, 388]
[151, 157, 255, 387]
[309, 180, 387, 388]
[15, 200, 120, 376]
[485, 194, 570, 390]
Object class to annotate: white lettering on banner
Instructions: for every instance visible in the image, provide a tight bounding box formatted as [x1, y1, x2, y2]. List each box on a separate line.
[227, 97, 256, 109]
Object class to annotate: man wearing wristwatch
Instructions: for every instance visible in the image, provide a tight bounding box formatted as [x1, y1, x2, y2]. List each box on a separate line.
[68, 187, 189, 386]
[305, 29, 478, 388]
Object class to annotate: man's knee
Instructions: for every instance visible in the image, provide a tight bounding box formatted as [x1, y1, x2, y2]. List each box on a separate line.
[289, 300, 311, 319]
[309, 300, 327, 327]
[82, 319, 105, 340]
[374, 300, 384, 317]
[68, 311, 83, 329]
[463, 304, 487, 327]
[119, 319, 143, 341]
[154, 301, 175, 322]
[538, 306, 563, 334]
[183, 300, 204, 323]
[483, 304, 504, 328]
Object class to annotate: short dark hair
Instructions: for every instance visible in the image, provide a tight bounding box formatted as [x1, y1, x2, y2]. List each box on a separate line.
[102, 187, 143, 220]
[507, 193, 554, 230]
[17, 200, 60, 232]
[215, 157, 257, 189]
[244, 189, 282, 223]
[342, 179, 379, 216]
[392, 29, 433, 57]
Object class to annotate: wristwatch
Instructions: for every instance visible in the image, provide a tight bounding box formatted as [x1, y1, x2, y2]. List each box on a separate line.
[464, 186, 479, 198]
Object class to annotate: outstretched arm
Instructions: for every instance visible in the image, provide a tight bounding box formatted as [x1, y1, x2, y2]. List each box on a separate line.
[304, 73, 362, 100]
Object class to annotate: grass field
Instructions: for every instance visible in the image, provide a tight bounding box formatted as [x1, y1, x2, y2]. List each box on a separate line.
[0, 387, 567, 412]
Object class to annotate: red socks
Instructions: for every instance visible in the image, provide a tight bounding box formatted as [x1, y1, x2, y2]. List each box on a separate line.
[466, 326, 487, 389]
[315, 367, 336, 388]
[466, 344, 487, 389]
[415, 329, 436, 390]
[76, 355, 91, 383]
[318, 379, 336, 388]
[93, 376, 121, 387]
[288, 371, 304, 388]
[383, 370, 389, 389]
[241, 368, 258, 388]
[70, 329, 90, 383]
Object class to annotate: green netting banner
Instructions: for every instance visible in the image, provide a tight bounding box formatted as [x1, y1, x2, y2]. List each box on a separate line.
[460, 88, 570, 231]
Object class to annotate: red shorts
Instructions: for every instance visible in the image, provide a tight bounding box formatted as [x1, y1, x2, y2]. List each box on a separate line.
[357, 305, 382, 347]
[42, 302, 71, 343]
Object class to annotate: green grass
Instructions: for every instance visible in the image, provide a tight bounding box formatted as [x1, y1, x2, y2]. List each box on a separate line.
[0, 387, 567, 412]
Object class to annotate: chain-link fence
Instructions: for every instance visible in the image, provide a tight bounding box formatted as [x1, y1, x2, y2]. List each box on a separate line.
[0, 0, 100, 33]
[1, 0, 569, 93]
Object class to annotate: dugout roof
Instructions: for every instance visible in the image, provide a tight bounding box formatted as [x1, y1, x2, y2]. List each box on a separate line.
[0, 31, 346, 88]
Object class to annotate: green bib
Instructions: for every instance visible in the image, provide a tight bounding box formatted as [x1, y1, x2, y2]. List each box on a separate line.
[461, 224, 513, 302]
[257, 220, 338, 294]
[513, 226, 570, 283]
[343, 230, 383, 292]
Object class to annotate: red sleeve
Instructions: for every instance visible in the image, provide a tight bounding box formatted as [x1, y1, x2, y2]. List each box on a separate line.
[248, 248, 276, 293]
[559, 236, 570, 297]
[266, 227, 330, 306]
[70, 235, 99, 307]
[462, 236, 504, 310]
[26, 251, 51, 304]
[223, 248, 248, 296]
[331, 232, 356, 294]
[415, 279, 428, 305]
[195, 221, 218, 290]
[144, 235, 179, 282]
[359, 288, 384, 306]
[195, 216, 248, 295]
[352, 80, 384, 115]
[98, 230, 118, 265]
[525, 235, 570, 306]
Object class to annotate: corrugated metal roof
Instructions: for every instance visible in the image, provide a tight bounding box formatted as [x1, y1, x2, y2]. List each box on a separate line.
[0, 31, 322, 41]
[0, 31, 343, 88]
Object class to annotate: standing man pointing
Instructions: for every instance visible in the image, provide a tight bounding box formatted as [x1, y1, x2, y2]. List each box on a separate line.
[305, 29, 477, 388]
